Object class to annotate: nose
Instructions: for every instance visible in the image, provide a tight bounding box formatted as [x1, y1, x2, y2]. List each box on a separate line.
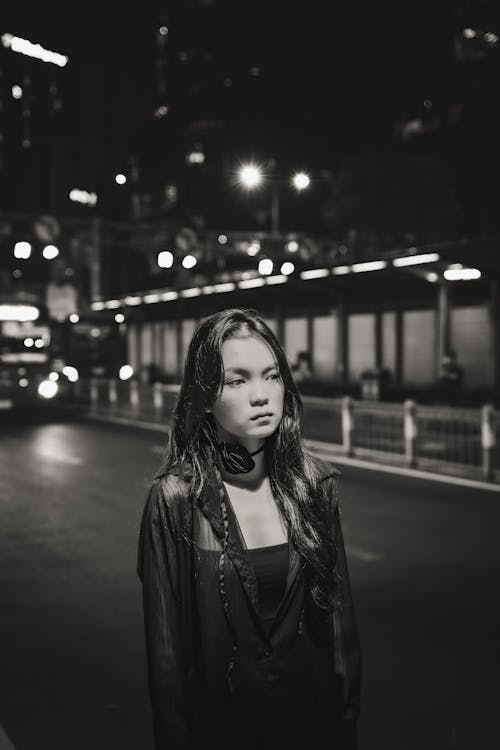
[249, 380, 269, 406]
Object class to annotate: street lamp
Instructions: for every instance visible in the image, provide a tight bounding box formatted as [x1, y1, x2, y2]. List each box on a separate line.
[237, 162, 311, 234]
[238, 163, 263, 189]
[292, 172, 310, 191]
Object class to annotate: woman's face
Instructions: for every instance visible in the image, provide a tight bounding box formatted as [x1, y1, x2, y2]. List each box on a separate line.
[210, 335, 285, 451]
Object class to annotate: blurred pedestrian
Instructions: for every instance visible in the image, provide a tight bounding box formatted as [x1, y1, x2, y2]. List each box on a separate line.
[137, 308, 361, 750]
[291, 350, 313, 383]
[436, 349, 464, 403]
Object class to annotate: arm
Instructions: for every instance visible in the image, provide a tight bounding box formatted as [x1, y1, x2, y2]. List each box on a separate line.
[328, 476, 362, 748]
[137, 480, 193, 750]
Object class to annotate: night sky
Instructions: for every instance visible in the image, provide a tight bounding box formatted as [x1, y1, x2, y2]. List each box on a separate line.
[4, 0, 484, 144]
[2, 1, 500, 235]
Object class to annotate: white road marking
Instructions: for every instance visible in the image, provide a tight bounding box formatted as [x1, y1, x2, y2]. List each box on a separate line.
[34, 449, 83, 466]
[346, 545, 383, 562]
[0, 724, 16, 750]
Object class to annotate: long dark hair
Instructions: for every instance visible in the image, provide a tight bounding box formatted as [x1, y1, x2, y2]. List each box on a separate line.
[163, 307, 338, 611]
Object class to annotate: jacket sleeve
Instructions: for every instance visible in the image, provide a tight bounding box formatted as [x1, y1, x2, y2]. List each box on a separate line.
[137, 478, 193, 750]
[327, 473, 362, 749]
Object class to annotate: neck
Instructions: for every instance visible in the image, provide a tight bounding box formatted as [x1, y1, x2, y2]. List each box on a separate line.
[220, 443, 268, 488]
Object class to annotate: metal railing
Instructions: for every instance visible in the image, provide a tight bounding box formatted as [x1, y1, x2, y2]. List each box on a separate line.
[72, 379, 498, 484]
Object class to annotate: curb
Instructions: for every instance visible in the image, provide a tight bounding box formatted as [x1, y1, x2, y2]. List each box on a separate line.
[78, 408, 500, 493]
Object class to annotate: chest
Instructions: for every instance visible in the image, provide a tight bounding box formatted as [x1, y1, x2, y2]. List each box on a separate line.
[223, 479, 288, 549]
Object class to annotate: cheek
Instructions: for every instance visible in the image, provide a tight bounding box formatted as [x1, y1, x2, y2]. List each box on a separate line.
[274, 383, 285, 413]
[212, 393, 244, 427]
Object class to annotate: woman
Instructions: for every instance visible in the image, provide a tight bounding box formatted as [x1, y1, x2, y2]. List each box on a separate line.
[137, 308, 361, 750]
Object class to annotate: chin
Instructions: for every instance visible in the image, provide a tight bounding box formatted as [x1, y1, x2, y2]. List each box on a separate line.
[247, 422, 277, 437]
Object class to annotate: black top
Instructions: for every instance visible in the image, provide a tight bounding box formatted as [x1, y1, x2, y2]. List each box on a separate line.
[246, 542, 289, 631]
[137, 460, 361, 750]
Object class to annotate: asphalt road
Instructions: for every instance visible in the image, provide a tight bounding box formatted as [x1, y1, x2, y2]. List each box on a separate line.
[0, 411, 499, 750]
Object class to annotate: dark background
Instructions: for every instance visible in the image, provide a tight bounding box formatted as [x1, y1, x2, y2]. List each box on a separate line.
[2, 0, 499, 240]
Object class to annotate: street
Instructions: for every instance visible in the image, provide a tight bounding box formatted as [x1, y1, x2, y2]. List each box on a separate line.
[0, 411, 499, 749]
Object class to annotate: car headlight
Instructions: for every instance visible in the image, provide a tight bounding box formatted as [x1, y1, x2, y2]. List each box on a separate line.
[62, 365, 79, 382]
[38, 380, 59, 399]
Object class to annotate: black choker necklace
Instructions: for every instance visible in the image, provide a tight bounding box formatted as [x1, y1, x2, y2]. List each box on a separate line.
[216, 441, 266, 474]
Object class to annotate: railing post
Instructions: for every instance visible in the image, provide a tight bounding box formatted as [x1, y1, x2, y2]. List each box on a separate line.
[341, 395, 354, 457]
[153, 382, 163, 413]
[90, 378, 99, 412]
[404, 399, 418, 468]
[481, 403, 495, 481]
[130, 379, 139, 413]
[108, 379, 117, 409]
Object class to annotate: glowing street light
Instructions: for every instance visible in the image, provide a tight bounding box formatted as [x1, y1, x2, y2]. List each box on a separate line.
[115, 173, 127, 185]
[69, 188, 98, 206]
[14, 241, 31, 259]
[236, 162, 312, 233]
[187, 149, 205, 164]
[42, 244, 59, 260]
[292, 172, 310, 191]
[119, 365, 134, 381]
[0, 305, 39, 322]
[38, 380, 58, 398]
[281, 261, 295, 275]
[258, 258, 274, 275]
[158, 250, 174, 268]
[247, 240, 261, 256]
[238, 164, 263, 189]
[2, 33, 68, 67]
[182, 254, 197, 269]
[62, 366, 79, 382]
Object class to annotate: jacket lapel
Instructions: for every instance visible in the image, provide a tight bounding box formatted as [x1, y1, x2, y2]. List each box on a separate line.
[196, 472, 305, 618]
[170, 457, 340, 624]
[197, 474, 261, 610]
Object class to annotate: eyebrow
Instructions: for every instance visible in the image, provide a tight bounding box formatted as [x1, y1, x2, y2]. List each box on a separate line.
[224, 365, 278, 375]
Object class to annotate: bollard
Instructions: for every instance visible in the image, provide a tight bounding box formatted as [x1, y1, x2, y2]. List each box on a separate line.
[108, 379, 117, 408]
[481, 403, 495, 481]
[130, 379, 139, 412]
[341, 396, 354, 457]
[153, 382, 163, 413]
[404, 399, 418, 468]
[90, 378, 99, 412]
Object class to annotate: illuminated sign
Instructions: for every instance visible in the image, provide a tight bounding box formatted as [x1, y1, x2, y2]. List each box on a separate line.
[0, 304, 40, 322]
[1, 33, 68, 67]
[0, 352, 48, 363]
[69, 188, 98, 206]
[2, 321, 49, 339]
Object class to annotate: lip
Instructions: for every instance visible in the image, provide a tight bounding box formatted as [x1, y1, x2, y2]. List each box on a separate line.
[251, 412, 273, 421]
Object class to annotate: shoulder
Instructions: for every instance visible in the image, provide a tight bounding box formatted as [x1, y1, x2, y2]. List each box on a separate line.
[307, 453, 342, 484]
[152, 467, 190, 505]
[138, 469, 192, 581]
[144, 464, 192, 526]
[305, 454, 342, 514]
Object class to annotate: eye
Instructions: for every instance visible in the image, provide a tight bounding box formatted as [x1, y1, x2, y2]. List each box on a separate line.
[225, 378, 244, 387]
[267, 372, 280, 380]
